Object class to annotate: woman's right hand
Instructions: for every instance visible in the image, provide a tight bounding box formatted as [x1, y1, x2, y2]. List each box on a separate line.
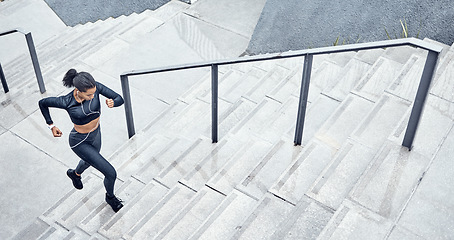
[51, 126, 63, 137]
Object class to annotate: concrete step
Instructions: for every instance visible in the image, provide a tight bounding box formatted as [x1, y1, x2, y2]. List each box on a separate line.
[315, 94, 374, 150]
[233, 193, 295, 239]
[266, 65, 303, 103]
[98, 180, 169, 239]
[269, 139, 338, 204]
[198, 68, 251, 103]
[349, 140, 432, 220]
[154, 136, 216, 188]
[152, 0, 190, 22]
[390, 93, 454, 160]
[219, 66, 268, 103]
[353, 48, 385, 65]
[230, 97, 282, 140]
[252, 95, 299, 143]
[307, 60, 343, 103]
[235, 139, 304, 200]
[131, 137, 198, 185]
[188, 189, 258, 240]
[291, 94, 341, 145]
[160, 98, 213, 139]
[39, 174, 105, 227]
[307, 139, 377, 210]
[201, 96, 257, 139]
[351, 56, 404, 102]
[322, 58, 373, 101]
[124, 184, 196, 239]
[140, 100, 189, 136]
[325, 51, 357, 68]
[244, 65, 290, 104]
[382, 45, 426, 65]
[386, 54, 425, 102]
[318, 199, 393, 239]
[430, 48, 454, 102]
[11, 218, 50, 240]
[77, 177, 147, 235]
[350, 93, 411, 151]
[179, 136, 248, 191]
[177, 69, 227, 104]
[269, 195, 334, 239]
[0, 79, 64, 129]
[206, 139, 273, 195]
[112, 134, 173, 181]
[38, 222, 74, 239]
[154, 186, 225, 240]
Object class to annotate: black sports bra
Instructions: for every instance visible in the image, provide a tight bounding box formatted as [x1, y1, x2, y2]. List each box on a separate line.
[39, 82, 124, 125]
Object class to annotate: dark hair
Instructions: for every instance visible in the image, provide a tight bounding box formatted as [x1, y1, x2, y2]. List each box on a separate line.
[62, 69, 96, 92]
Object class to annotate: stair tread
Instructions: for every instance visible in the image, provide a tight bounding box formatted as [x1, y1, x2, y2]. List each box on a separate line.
[156, 186, 226, 240]
[98, 181, 169, 239]
[124, 184, 196, 239]
[351, 57, 404, 102]
[307, 140, 377, 210]
[269, 139, 338, 204]
[206, 139, 273, 195]
[188, 189, 258, 240]
[234, 193, 295, 240]
[78, 178, 146, 235]
[236, 140, 303, 200]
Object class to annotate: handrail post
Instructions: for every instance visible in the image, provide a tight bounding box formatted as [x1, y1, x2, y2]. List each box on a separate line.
[24, 32, 45, 93]
[211, 64, 218, 143]
[294, 54, 313, 145]
[121, 75, 136, 138]
[402, 50, 439, 150]
[0, 62, 9, 93]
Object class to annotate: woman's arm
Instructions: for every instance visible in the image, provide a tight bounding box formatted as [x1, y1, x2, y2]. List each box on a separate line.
[97, 82, 124, 108]
[38, 97, 67, 137]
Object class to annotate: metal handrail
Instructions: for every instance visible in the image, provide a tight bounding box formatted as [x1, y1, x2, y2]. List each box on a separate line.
[0, 28, 46, 93]
[120, 37, 443, 150]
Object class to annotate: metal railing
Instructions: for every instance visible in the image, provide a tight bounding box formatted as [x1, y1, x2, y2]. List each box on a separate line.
[0, 29, 45, 93]
[120, 38, 443, 150]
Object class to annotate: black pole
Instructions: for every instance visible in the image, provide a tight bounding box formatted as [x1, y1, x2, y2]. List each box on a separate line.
[121, 75, 135, 138]
[0, 62, 9, 93]
[25, 32, 45, 93]
[402, 51, 439, 150]
[294, 54, 313, 146]
[211, 64, 218, 143]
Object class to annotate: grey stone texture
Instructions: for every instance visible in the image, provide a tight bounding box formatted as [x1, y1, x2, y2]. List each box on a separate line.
[247, 0, 454, 54]
[44, 0, 171, 26]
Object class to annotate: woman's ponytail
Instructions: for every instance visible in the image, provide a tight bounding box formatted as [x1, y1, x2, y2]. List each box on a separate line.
[62, 69, 96, 92]
[62, 69, 78, 88]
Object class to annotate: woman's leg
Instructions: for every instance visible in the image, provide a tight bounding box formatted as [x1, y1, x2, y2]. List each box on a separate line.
[71, 142, 117, 196]
[74, 128, 101, 175]
[75, 160, 90, 175]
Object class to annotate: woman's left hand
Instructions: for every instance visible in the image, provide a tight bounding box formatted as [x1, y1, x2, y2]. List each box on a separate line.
[106, 99, 114, 108]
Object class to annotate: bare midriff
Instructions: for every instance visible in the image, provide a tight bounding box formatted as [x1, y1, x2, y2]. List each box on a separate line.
[74, 116, 100, 133]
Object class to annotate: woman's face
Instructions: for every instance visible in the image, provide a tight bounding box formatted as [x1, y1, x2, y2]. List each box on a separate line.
[77, 87, 96, 101]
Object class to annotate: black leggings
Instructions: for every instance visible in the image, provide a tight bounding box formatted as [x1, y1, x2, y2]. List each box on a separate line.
[69, 126, 117, 196]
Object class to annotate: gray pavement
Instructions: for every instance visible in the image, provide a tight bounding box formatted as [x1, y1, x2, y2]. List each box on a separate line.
[44, 0, 171, 26]
[247, 0, 454, 54]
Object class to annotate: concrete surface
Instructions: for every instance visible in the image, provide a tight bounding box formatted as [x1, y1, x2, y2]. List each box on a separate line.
[1, 0, 454, 239]
[43, 0, 171, 26]
[0, 0, 266, 238]
[247, 0, 454, 54]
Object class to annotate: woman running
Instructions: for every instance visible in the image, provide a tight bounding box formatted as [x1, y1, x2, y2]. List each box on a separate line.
[39, 69, 124, 212]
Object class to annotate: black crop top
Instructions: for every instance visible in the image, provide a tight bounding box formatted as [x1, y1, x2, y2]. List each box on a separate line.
[38, 82, 124, 125]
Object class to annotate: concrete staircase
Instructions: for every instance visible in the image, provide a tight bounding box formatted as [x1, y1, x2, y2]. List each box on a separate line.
[2, 0, 454, 239]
